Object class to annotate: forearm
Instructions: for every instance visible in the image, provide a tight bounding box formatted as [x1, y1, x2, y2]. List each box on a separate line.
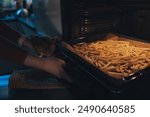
[23, 54, 44, 70]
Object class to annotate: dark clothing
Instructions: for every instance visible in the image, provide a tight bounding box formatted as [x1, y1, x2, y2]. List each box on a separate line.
[0, 21, 22, 44]
[0, 21, 28, 64]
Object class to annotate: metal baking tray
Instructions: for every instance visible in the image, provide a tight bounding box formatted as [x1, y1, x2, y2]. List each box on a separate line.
[62, 33, 150, 93]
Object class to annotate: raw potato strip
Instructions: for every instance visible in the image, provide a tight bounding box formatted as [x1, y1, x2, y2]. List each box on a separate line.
[73, 39, 150, 80]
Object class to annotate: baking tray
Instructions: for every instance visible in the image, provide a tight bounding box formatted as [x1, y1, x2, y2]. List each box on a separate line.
[62, 33, 150, 93]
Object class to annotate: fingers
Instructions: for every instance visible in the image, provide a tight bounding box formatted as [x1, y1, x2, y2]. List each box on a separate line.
[58, 59, 66, 65]
[43, 57, 69, 81]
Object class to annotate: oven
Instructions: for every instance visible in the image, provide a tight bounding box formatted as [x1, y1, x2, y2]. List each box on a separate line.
[33, 0, 150, 99]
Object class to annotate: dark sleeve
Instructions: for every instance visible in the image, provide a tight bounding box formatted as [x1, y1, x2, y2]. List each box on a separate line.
[0, 21, 23, 45]
[0, 36, 28, 64]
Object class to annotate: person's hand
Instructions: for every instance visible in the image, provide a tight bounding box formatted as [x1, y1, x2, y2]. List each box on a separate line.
[29, 36, 56, 57]
[20, 36, 56, 57]
[42, 57, 72, 82]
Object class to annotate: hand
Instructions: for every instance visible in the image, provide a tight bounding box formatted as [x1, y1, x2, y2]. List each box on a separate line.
[20, 36, 56, 57]
[24, 55, 72, 82]
[42, 57, 72, 82]
[30, 36, 56, 57]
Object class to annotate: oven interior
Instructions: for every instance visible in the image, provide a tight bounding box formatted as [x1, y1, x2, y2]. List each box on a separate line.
[62, 0, 150, 40]
[58, 0, 150, 98]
